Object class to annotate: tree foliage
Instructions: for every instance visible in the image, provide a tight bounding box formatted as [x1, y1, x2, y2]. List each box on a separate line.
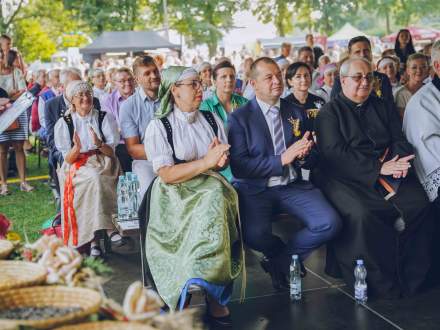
[147, 0, 243, 57]
[250, 0, 294, 37]
[64, 0, 148, 33]
[14, 19, 56, 62]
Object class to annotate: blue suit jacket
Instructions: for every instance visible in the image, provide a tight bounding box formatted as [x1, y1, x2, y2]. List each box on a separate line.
[228, 97, 317, 193]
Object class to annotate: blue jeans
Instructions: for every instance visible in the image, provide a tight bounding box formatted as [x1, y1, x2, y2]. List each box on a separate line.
[237, 181, 342, 260]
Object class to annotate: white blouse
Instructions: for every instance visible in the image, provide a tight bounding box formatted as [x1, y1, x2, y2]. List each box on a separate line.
[144, 107, 227, 173]
[54, 109, 120, 157]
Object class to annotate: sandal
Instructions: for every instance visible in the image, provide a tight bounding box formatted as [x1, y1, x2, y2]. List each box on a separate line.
[20, 182, 34, 192]
[90, 242, 103, 258]
[0, 184, 9, 196]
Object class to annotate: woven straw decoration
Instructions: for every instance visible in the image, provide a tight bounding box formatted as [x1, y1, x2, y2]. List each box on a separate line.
[0, 260, 47, 291]
[0, 285, 102, 329]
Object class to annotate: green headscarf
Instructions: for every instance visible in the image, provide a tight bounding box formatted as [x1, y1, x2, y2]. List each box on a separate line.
[156, 66, 198, 119]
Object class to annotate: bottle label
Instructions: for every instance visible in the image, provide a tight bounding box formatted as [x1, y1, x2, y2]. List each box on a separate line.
[354, 285, 367, 300]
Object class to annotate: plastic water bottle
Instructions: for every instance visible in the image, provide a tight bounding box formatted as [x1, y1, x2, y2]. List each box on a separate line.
[354, 259, 368, 304]
[117, 175, 130, 221]
[131, 173, 140, 218]
[290, 255, 302, 301]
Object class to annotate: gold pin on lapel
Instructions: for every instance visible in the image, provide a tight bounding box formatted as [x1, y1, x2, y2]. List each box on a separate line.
[288, 117, 301, 137]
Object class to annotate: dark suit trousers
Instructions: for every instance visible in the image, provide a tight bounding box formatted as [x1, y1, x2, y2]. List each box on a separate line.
[237, 181, 342, 261]
[115, 144, 133, 173]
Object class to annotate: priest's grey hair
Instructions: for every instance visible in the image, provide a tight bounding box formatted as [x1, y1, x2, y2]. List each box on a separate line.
[431, 40, 440, 64]
[339, 57, 372, 76]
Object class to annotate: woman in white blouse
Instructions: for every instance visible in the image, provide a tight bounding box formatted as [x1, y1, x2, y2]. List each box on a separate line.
[54, 80, 121, 257]
[143, 67, 243, 326]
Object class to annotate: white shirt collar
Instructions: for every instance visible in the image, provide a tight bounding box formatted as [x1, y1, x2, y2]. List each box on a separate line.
[174, 106, 198, 124]
[256, 97, 281, 116]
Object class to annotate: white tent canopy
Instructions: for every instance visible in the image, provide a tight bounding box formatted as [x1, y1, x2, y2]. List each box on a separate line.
[328, 23, 368, 42]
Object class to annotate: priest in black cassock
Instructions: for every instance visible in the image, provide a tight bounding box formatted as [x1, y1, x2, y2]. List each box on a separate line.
[315, 57, 436, 298]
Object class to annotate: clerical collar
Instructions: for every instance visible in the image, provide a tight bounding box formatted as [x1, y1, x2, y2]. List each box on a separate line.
[432, 75, 440, 92]
[339, 92, 363, 108]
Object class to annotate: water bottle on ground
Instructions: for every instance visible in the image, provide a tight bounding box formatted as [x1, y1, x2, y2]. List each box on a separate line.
[290, 254, 302, 301]
[354, 259, 368, 304]
[117, 175, 130, 221]
[131, 173, 140, 218]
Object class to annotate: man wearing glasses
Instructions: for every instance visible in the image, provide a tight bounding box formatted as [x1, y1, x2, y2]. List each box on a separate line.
[330, 36, 394, 109]
[101, 67, 135, 172]
[314, 57, 436, 299]
[119, 55, 161, 197]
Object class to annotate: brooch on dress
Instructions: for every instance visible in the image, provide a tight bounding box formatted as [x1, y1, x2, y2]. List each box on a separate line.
[373, 76, 382, 98]
[288, 117, 301, 137]
[306, 109, 319, 119]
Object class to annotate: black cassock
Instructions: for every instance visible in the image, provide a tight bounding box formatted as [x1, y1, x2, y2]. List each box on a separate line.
[314, 93, 436, 298]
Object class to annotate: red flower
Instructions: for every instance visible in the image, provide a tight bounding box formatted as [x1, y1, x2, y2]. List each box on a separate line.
[0, 213, 11, 239]
[22, 248, 33, 262]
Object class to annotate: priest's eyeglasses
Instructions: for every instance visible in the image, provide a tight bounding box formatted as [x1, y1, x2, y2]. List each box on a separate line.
[344, 73, 374, 84]
[175, 80, 202, 89]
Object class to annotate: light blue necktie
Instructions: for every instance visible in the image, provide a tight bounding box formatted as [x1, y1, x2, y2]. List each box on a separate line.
[268, 106, 285, 155]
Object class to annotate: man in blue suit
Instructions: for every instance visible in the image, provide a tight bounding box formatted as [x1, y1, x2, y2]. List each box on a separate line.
[228, 57, 341, 290]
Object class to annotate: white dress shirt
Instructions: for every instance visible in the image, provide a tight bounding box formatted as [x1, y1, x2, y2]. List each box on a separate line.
[144, 107, 227, 173]
[54, 108, 119, 157]
[256, 97, 296, 187]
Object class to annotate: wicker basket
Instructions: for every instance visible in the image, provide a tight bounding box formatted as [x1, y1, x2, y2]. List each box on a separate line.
[55, 321, 156, 330]
[0, 286, 102, 329]
[0, 239, 13, 259]
[0, 260, 47, 290]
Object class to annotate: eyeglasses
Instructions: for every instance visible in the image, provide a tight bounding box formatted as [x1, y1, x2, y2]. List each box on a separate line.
[116, 79, 134, 84]
[408, 65, 428, 71]
[73, 91, 92, 98]
[175, 80, 202, 89]
[344, 73, 374, 83]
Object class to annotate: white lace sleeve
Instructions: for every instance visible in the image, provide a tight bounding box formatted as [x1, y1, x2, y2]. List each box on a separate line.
[144, 119, 175, 173]
[101, 112, 119, 150]
[54, 118, 71, 158]
[422, 167, 440, 202]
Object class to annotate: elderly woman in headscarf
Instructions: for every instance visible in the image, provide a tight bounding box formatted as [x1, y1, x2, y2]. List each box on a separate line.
[143, 66, 243, 325]
[54, 80, 121, 257]
[377, 56, 401, 93]
[196, 61, 214, 100]
[314, 63, 337, 103]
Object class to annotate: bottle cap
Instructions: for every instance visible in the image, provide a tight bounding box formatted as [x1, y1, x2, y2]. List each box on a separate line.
[356, 259, 364, 265]
[292, 254, 299, 260]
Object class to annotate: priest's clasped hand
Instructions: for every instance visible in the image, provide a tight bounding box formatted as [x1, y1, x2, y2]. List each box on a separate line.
[380, 154, 415, 179]
[281, 131, 314, 166]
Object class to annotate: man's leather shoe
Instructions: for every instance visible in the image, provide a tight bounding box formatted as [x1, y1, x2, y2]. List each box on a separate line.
[260, 256, 289, 290]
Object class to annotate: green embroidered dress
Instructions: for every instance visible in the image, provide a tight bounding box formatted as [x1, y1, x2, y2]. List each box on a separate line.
[144, 107, 243, 310]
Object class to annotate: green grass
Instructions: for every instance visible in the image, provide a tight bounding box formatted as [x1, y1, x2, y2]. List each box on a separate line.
[0, 152, 56, 242]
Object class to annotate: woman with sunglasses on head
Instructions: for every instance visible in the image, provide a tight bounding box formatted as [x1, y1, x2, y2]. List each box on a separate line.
[143, 67, 243, 326]
[200, 61, 248, 181]
[54, 80, 121, 258]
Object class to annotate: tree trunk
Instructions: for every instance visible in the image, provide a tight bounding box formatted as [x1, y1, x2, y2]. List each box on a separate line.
[385, 10, 391, 34]
[208, 40, 217, 58]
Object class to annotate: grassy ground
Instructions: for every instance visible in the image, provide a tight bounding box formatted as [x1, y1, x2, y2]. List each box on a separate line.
[0, 151, 56, 242]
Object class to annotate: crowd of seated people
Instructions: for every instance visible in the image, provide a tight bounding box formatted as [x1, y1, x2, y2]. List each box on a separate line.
[1, 29, 440, 328]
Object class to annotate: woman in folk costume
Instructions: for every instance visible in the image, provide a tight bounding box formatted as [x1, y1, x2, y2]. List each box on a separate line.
[143, 66, 244, 325]
[54, 80, 121, 257]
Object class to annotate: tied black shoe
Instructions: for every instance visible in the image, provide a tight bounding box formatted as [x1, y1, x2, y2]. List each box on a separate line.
[260, 256, 289, 290]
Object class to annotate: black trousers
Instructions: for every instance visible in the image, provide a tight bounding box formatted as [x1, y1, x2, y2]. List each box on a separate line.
[116, 144, 133, 173]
